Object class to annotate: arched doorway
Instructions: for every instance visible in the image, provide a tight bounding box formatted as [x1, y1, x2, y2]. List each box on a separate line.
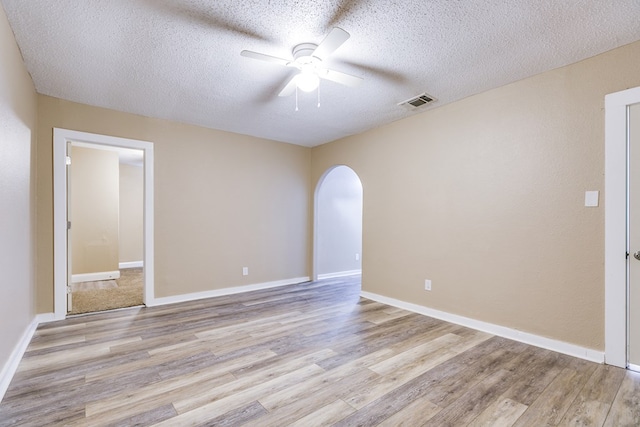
[314, 165, 363, 281]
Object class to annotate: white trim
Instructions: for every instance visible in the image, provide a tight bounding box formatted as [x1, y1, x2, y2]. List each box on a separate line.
[1, 317, 36, 401]
[317, 270, 362, 279]
[628, 363, 640, 373]
[0, 313, 56, 402]
[119, 261, 143, 269]
[605, 87, 640, 367]
[361, 291, 604, 364]
[53, 128, 154, 320]
[147, 277, 310, 307]
[71, 270, 120, 283]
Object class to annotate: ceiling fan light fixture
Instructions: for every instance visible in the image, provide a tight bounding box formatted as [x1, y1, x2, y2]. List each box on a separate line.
[241, 28, 363, 98]
[296, 69, 320, 92]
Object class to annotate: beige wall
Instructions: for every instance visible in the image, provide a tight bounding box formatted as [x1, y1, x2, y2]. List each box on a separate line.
[0, 6, 38, 375]
[312, 40, 640, 351]
[36, 95, 311, 309]
[119, 163, 144, 264]
[70, 146, 120, 275]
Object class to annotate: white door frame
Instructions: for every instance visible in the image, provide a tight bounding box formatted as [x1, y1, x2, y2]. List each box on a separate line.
[53, 128, 155, 319]
[605, 86, 640, 367]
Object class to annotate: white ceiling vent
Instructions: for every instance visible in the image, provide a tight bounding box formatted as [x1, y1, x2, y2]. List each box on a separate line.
[398, 93, 437, 110]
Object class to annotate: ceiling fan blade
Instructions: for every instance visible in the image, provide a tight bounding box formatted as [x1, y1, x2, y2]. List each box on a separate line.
[240, 50, 291, 67]
[312, 27, 350, 60]
[319, 69, 363, 87]
[142, 0, 270, 41]
[278, 75, 298, 97]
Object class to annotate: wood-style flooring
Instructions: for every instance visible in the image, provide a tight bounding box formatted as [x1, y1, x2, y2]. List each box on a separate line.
[1, 276, 638, 426]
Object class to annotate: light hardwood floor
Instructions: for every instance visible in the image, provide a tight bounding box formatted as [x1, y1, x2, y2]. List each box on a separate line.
[1, 276, 638, 426]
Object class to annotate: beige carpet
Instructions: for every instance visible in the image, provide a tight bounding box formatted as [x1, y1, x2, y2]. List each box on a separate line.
[70, 280, 118, 292]
[69, 268, 143, 315]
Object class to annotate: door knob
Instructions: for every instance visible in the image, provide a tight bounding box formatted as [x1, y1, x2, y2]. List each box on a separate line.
[634, 251, 640, 261]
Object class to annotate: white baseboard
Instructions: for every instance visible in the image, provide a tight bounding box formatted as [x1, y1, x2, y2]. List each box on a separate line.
[0, 313, 54, 402]
[119, 261, 143, 269]
[361, 291, 604, 364]
[71, 270, 120, 283]
[317, 270, 362, 280]
[147, 276, 311, 307]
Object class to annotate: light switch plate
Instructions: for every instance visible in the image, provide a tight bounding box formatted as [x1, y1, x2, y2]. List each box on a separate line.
[585, 191, 599, 207]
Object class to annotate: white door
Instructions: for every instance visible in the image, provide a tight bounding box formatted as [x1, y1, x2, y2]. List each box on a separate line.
[629, 102, 640, 370]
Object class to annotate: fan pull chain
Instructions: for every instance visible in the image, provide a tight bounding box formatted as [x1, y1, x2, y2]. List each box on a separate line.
[295, 86, 299, 112]
[317, 82, 321, 108]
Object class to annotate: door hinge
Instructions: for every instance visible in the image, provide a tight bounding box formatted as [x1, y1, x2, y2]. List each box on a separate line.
[67, 221, 71, 230]
[66, 155, 71, 165]
[627, 252, 630, 259]
[66, 285, 72, 294]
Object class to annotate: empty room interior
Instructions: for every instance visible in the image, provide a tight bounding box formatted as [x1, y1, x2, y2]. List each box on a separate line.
[1, 1, 640, 425]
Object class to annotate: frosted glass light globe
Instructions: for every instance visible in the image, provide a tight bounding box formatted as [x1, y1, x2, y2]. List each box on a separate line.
[296, 69, 320, 92]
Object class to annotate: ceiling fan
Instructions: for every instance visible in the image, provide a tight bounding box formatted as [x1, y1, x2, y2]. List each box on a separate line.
[240, 27, 363, 97]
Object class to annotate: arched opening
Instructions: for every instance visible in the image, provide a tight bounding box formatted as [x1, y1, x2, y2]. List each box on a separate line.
[313, 165, 363, 283]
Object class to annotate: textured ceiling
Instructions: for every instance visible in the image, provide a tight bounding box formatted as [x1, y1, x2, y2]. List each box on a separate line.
[2, 1, 640, 147]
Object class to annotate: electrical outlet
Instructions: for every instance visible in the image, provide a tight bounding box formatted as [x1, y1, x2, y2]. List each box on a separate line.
[355, 253, 360, 261]
[242, 267, 249, 276]
[424, 279, 432, 291]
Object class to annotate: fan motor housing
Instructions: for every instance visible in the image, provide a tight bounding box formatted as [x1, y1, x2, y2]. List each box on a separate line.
[293, 43, 318, 61]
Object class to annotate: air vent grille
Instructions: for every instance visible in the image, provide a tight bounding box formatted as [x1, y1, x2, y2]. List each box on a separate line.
[398, 92, 437, 110]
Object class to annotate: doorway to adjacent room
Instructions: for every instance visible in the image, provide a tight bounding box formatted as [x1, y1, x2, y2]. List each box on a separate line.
[314, 165, 363, 282]
[53, 128, 155, 319]
[605, 85, 640, 370]
[66, 142, 144, 314]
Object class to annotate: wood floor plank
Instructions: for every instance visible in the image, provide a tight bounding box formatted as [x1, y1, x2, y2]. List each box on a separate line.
[603, 370, 640, 427]
[467, 397, 528, 427]
[365, 308, 413, 324]
[259, 356, 382, 412]
[172, 349, 334, 414]
[375, 396, 441, 426]
[333, 337, 515, 426]
[254, 370, 375, 427]
[423, 368, 518, 426]
[84, 349, 272, 417]
[16, 336, 142, 373]
[369, 333, 462, 376]
[199, 401, 269, 427]
[84, 348, 209, 383]
[500, 347, 565, 407]
[158, 364, 326, 425]
[421, 346, 521, 408]
[558, 363, 626, 426]
[288, 399, 357, 427]
[1, 276, 637, 426]
[31, 322, 87, 337]
[2, 350, 151, 402]
[81, 373, 236, 424]
[345, 347, 460, 410]
[25, 333, 86, 351]
[512, 363, 598, 427]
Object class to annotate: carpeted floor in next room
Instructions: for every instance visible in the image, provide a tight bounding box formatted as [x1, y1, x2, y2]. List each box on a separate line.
[68, 268, 143, 315]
